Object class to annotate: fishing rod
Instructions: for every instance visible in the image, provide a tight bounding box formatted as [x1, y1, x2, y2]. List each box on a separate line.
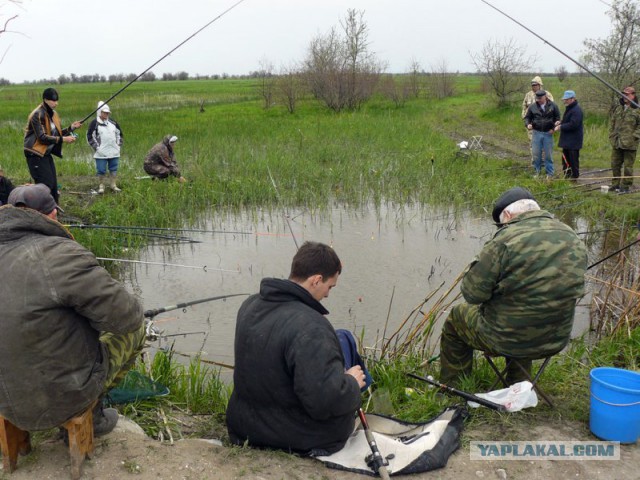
[357, 409, 391, 480]
[96, 257, 237, 271]
[407, 372, 507, 412]
[74, 0, 248, 126]
[587, 237, 640, 270]
[143, 292, 249, 318]
[480, 0, 640, 108]
[66, 224, 252, 235]
[109, 228, 202, 244]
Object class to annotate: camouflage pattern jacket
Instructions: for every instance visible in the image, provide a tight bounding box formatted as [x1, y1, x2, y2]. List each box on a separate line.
[609, 104, 640, 151]
[460, 210, 587, 357]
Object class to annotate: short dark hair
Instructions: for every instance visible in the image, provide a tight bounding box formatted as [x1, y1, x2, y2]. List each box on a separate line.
[289, 241, 342, 281]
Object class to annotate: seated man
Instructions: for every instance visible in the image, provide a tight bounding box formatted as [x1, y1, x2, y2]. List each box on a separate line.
[226, 241, 367, 455]
[143, 135, 186, 182]
[439, 187, 587, 386]
[0, 184, 146, 435]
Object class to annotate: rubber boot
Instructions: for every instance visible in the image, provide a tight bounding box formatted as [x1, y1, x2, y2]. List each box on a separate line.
[98, 175, 105, 194]
[110, 174, 121, 192]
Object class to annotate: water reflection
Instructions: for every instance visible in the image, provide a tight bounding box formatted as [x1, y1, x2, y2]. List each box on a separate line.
[125, 203, 591, 370]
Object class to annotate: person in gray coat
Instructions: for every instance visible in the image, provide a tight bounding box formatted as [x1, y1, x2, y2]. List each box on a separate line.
[0, 184, 145, 435]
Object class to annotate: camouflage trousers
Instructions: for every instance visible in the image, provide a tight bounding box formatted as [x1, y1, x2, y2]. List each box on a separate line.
[610, 148, 636, 188]
[100, 323, 146, 392]
[439, 304, 531, 386]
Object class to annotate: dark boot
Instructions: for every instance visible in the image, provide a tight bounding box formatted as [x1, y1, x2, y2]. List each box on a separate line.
[93, 403, 119, 436]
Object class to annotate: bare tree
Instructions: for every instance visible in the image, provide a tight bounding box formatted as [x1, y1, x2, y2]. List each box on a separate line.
[0, 1, 23, 66]
[581, 0, 640, 114]
[470, 38, 536, 107]
[555, 65, 569, 82]
[304, 9, 382, 112]
[276, 64, 305, 114]
[427, 59, 455, 99]
[256, 57, 275, 109]
[380, 74, 410, 107]
[406, 58, 423, 98]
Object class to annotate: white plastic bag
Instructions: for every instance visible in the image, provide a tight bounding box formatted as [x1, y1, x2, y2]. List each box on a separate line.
[467, 381, 538, 412]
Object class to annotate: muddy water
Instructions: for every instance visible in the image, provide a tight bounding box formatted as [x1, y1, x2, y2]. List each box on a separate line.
[125, 203, 590, 372]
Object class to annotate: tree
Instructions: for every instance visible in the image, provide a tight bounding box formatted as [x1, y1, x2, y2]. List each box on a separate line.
[470, 38, 537, 107]
[0, 1, 22, 67]
[276, 64, 305, 114]
[304, 9, 382, 112]
[406, 58, 423, 98]
[427, 59, 455, 99]
[581, 0, 640, 113]
[255, 57, 275, 109]
[380, 74, 410, 107]
[555, 66, 569, 82]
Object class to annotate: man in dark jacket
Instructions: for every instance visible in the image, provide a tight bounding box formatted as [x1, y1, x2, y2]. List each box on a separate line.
[226, 241, 366, 455]
[524, 90, 561, 178]
[555, 90, 584, 179]
[0, 184, 146, 435]
[23, 88, 82, 203]
[439, 187, 587, 386]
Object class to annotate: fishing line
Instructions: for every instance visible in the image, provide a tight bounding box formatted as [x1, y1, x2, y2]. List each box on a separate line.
[75, 0, 249, 125]
[480, 0, 640, 108]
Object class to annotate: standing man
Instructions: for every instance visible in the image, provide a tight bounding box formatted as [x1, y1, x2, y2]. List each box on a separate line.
[226, 241, 366, 455]
[0, 184, 146, 435]
[609, 86, 640, 193]
[24, 88, 82, 204]
[555, 90, 584, 179]
[522, 76, 555, 164]
[87, 101, 124, 194]
[524, 89, 561, 178]
[439, 187, 587, 386]
[143, 135, 187, 182]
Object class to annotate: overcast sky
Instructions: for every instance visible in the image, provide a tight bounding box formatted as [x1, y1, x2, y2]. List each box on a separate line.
[0, 0, 612, 84]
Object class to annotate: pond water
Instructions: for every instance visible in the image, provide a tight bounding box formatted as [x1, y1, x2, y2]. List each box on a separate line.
[124, 202, 591, 375]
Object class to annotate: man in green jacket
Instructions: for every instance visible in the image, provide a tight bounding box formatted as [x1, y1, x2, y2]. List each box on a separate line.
[609, 86, 640, 193]
[439, 187, 587, 386]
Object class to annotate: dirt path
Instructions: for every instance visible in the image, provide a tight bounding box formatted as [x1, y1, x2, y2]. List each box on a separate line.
[3, 416, 637, 480]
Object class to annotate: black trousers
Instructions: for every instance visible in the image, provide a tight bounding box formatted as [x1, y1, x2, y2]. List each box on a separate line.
[562, 149, 580, 179]
[26, 153, 59, 202]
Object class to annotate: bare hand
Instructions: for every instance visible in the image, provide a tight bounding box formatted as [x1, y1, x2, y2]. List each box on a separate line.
[527, 124, 532, 130]
[346, 365, 367, 389]
[71, 121, 82, 129]
[62, 135, 77, 143]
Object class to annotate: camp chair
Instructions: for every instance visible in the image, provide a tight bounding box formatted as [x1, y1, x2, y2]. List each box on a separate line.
[483, 352, 557, 407]
[469, 135, 483, 150]
[0, 400, 97, 480]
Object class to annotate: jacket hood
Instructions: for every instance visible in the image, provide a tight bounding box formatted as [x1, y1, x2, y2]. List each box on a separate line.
[259, 277, 329, 315]
[531, 75, 543, 85]
[0, 205, 73, 243]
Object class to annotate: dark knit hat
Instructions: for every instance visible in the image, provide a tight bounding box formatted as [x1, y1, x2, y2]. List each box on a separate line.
[42, 88, 59, 101]
[492, 187, 535, 224]
[535, 89, 547, 98]
[8, 184, 61, 215]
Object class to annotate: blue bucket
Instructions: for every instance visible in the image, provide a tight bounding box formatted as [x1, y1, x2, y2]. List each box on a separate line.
[590, 367, 640, 443]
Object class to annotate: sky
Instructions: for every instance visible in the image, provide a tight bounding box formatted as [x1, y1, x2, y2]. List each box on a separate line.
[0, 0, 613, 84]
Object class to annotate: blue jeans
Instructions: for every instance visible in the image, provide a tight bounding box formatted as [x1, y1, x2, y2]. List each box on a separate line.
[531, 131, 554, 176]
[96, 157, 119, 176]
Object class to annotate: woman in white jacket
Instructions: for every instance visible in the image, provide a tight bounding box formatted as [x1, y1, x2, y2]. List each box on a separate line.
[86, 101, 123, 193]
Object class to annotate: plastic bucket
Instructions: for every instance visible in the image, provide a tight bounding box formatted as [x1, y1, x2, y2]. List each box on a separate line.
[590, 367, 640, 443]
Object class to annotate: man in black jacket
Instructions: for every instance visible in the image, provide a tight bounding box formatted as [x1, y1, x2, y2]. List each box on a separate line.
[524, 89, 561, 178]
[226, 241, 366, 455]
[555, 90, 584, 179]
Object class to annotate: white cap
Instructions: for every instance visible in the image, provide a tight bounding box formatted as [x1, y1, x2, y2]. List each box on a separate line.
[98, 101, 111, 113]
[169, 135, 178, 143]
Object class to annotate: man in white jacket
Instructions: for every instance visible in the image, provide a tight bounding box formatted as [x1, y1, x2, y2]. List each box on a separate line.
[86, 101, 124, 193]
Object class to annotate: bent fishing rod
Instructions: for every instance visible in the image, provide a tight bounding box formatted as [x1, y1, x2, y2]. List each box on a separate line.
[587, 237, 640, 270]
[481, 0, 640, 108]
[407, 372, 507, 412]
[96, 257, 239, 272]
[74, 0, 248, 126]
[144, 292, 249, 318]
[66, 223, 252, 235]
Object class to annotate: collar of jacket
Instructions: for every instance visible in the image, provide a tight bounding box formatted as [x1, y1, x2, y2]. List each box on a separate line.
[259, 277, 330, 315]
[0, 205, 74, 242]
[494, 209, 553, 235]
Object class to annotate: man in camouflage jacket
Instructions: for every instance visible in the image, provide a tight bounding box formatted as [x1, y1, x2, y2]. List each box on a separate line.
[439, 187, 587, 385]
[609, 86, 640, 192]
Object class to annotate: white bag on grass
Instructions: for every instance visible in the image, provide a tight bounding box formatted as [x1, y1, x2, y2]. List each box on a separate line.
[467, 381, 538, 412]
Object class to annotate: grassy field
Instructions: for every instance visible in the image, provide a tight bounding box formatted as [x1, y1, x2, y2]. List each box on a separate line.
[1, 76, 638, 440]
